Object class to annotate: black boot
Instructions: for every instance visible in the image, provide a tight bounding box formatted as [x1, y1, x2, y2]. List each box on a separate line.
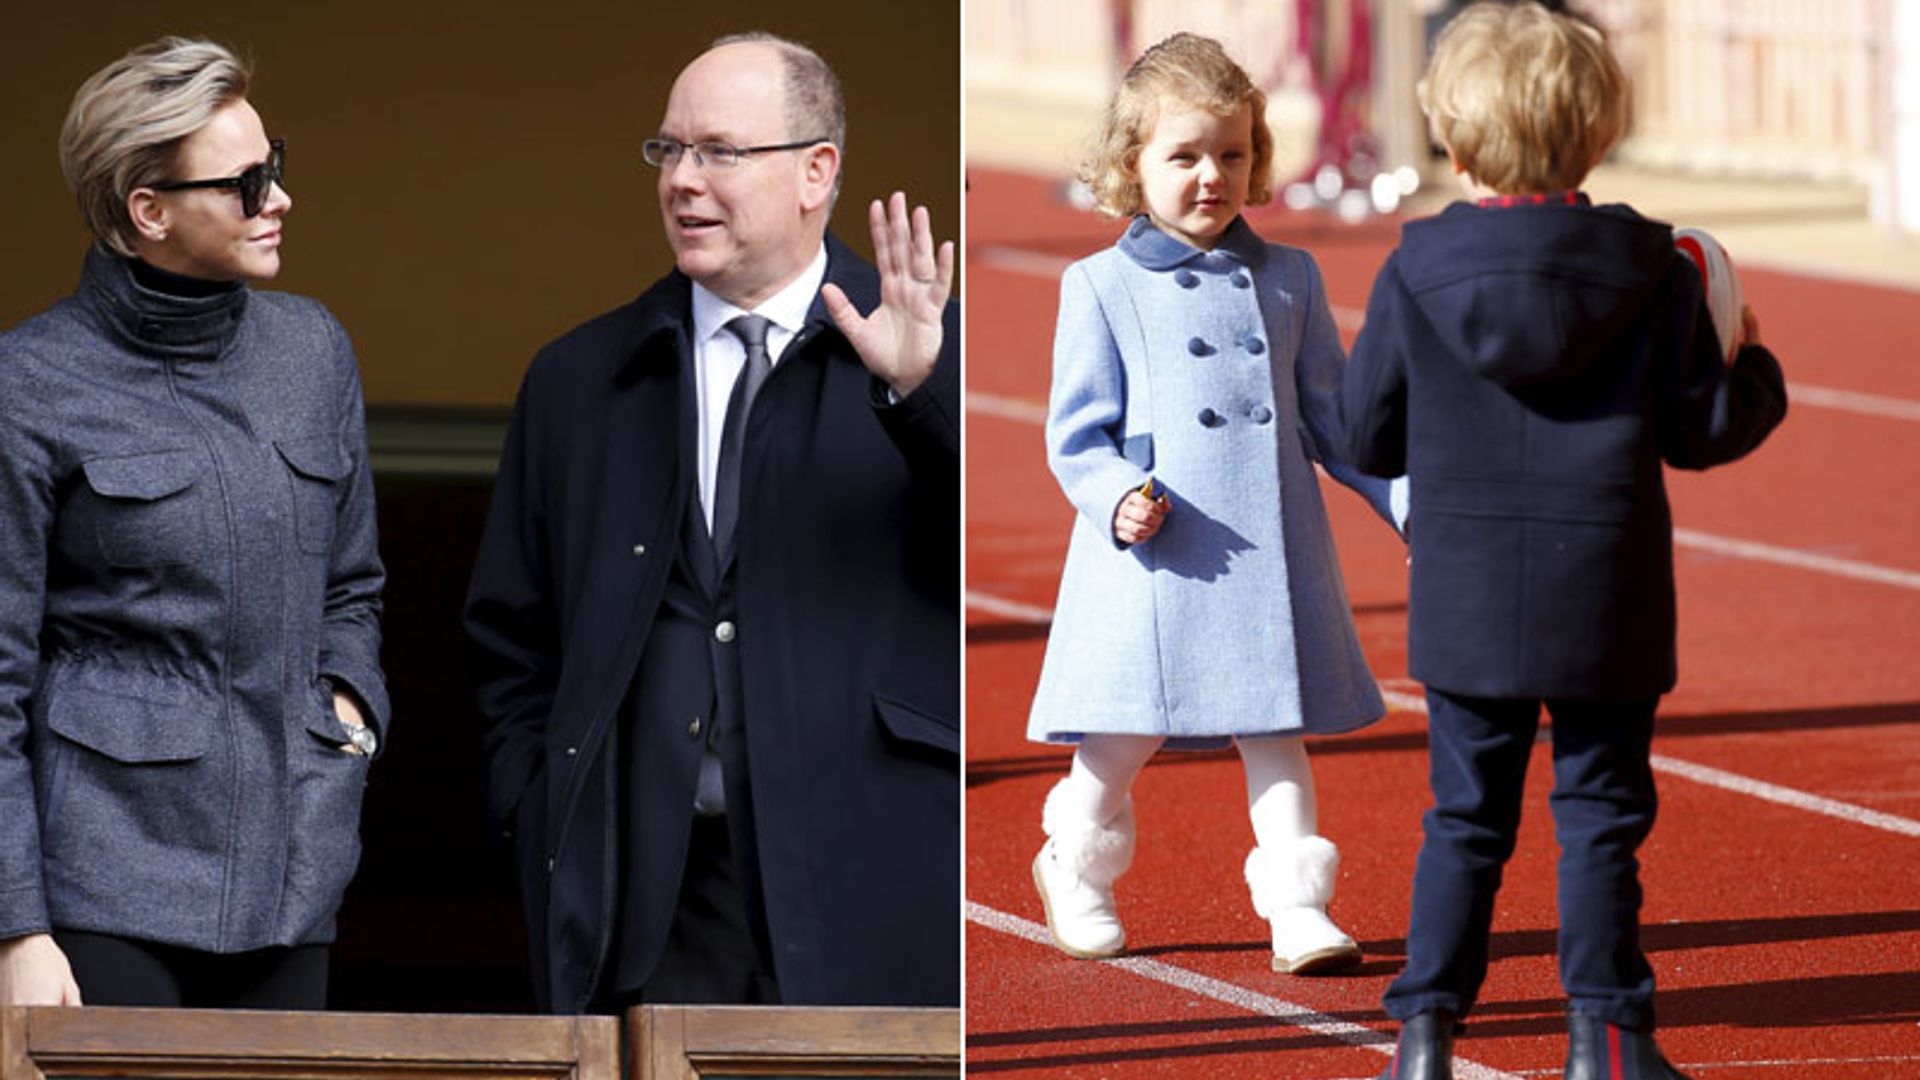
[1564, 1011, 1693, 1080]
[1375, 1009, 1458, 1080]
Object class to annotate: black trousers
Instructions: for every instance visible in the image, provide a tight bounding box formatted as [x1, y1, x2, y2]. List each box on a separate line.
[1383, 690, 1661, 1030]
[600, 814, 779, 1010]
[55, 930, 328, 1009]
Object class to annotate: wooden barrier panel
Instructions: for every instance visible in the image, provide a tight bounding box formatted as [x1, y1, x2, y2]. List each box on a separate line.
[0, 1007, 619, 1080]
[626, 1006, 960, 1079]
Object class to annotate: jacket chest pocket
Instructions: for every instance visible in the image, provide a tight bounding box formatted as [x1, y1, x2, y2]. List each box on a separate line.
[78, 451, 209, 568]
[274, 437, 350, 556]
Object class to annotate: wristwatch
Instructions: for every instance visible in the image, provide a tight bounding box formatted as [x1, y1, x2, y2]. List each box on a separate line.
[342, 723, 378, 756]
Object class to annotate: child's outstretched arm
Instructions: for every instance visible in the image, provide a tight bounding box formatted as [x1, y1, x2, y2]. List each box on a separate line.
[1292, 252, 1408, 535]
[1046, 263, 1157, 548]
[1339, 255, 1413, 480]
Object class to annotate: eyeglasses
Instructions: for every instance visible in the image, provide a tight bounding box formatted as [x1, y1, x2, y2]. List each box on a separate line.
[150, 139, 286, 218]
[642, 137, 828, 171]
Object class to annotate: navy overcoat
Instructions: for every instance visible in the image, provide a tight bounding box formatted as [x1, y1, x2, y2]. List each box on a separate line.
[1341, 201, 1788, 698]
[463, 233, 959, 1012]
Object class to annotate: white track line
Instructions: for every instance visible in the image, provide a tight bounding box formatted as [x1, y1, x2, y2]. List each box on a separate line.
[966, 901, 1528, 1080]
[966, 391, 1920, 592]
[969, 247, 1920, 424]
[1671, 528, 1920, 591]
[966, 594, 1920, 839]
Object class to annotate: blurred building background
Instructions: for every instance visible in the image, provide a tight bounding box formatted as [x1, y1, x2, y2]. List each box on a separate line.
[968, 0, 1920, 282]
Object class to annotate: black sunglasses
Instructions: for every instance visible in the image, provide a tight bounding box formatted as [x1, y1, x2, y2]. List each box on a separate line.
[151, 139, 286, 218]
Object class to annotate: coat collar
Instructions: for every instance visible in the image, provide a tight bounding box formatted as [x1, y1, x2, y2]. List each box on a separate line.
[79, 245, 250, 362]
[610, 231, 874, 385]
[1116, 214, 1268, 272]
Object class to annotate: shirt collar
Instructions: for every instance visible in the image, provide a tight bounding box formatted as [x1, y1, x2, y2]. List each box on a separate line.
[690, 243, 829, 348]
[1116, 214, 1268, 271]
[1475, 190, 1592, 208]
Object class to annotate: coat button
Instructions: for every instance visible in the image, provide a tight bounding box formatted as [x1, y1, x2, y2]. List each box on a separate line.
[1245, 337, 1266, 354]
[715, 620, 736, 643]
[1197, 407, 1220, 427]
[1187, 337, 1214, 357]
[1250, 405, 1274, 424]
[1230, 271, 1251, 288]
[631, 543, 647, 556]
[564, 745, 578, 758]
[1174, 269, 1198, 289]
[689, 716, 703, 739]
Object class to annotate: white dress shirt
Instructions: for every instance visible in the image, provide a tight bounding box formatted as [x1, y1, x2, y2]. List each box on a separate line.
[688, 245, 829, 532]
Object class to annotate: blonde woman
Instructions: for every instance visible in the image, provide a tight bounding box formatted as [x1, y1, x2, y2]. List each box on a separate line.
[0, 37, 386, 1008]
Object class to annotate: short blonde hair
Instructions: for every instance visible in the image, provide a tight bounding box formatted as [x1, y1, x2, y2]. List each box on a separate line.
[59, 37, 252, 257]
[1419, 1, 1626, 194]
[1079, 32, 1274, 218]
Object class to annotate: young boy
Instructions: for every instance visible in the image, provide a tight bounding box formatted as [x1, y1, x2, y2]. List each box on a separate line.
[1341, 4, 1788, 1079]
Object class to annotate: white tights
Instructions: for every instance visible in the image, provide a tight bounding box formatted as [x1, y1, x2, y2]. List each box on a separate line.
[1055, 733, 1320, 847]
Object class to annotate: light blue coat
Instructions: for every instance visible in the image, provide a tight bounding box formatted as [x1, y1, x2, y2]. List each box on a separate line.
[1028, 217, 1403, 746]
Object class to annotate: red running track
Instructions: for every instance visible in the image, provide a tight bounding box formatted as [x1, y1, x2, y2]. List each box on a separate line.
[963, 166, 1920, 1078]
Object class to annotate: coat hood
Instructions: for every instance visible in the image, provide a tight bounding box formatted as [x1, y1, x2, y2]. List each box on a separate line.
[1393, 201, 1679, 388]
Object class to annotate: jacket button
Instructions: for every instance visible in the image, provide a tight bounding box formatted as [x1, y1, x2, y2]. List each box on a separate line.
[1245, 337, 1265, 354]
[631, 543, 646, 556]
[714, 620, 736, 643]
[689, 716, 703, 739]
[564, 745, 577, 758]
[1230, 271, 1251, 288]
[1197, 407, 1220, 427]
[1174, 269, 1198, 289]
[1187, 337, 1214, 357]
[1250, 405, 1274, 424]
[546, 857, 555, 873]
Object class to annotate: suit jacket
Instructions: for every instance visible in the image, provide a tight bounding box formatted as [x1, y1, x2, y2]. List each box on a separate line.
[1341, 200, 1787, 698]
[464, 233, 959, 1012]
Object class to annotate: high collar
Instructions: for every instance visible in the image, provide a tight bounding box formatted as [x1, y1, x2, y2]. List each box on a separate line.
[80, 245, 250, 362]
[1116, 214, 1269, 271]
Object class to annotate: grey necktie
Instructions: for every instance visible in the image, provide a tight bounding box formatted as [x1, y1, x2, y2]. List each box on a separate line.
[714, 314, 773, 565]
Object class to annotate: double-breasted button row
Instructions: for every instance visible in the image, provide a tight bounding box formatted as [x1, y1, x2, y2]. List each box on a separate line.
[1187, 335, 1268, 357]
[1171, 267, 1252, 289]
[1198, 404, 1276, 427]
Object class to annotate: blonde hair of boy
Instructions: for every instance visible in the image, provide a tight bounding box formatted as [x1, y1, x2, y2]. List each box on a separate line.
[59, 37, 252, 258]
[1079, 32, 1275, 219]
[1419, 1, 1627, 195]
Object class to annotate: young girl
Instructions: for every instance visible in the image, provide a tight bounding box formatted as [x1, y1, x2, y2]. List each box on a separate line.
[1027, 32, 1406, 975]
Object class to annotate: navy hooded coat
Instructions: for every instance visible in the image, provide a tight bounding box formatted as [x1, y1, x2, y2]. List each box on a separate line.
[1341, 201, 1788, 698]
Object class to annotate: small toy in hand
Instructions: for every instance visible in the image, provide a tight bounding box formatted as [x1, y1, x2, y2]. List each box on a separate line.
[1674, 226, 1744, 362]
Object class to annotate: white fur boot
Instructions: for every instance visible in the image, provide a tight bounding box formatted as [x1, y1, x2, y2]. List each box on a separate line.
[1245, 836, 1361, 975]
[1032, 779, 1135, 959]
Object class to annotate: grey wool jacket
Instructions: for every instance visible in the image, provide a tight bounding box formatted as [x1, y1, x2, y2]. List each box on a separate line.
[0, 247, 387, 951]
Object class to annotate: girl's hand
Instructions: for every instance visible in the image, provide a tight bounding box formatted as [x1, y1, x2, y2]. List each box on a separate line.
[0, 933, 83, 1006]
[1113, 486, 1170, 545]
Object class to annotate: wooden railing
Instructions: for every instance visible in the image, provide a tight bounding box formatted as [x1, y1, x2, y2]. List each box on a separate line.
[0, 1005, 959, 1080]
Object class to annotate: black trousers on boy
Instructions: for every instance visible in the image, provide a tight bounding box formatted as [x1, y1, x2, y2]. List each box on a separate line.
[1382, 690, 1661, 1030]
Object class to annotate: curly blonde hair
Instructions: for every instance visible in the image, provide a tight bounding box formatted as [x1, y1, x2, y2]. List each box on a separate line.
[1419, 1, 1627, 194]
[1079, 32, 1273, 218]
